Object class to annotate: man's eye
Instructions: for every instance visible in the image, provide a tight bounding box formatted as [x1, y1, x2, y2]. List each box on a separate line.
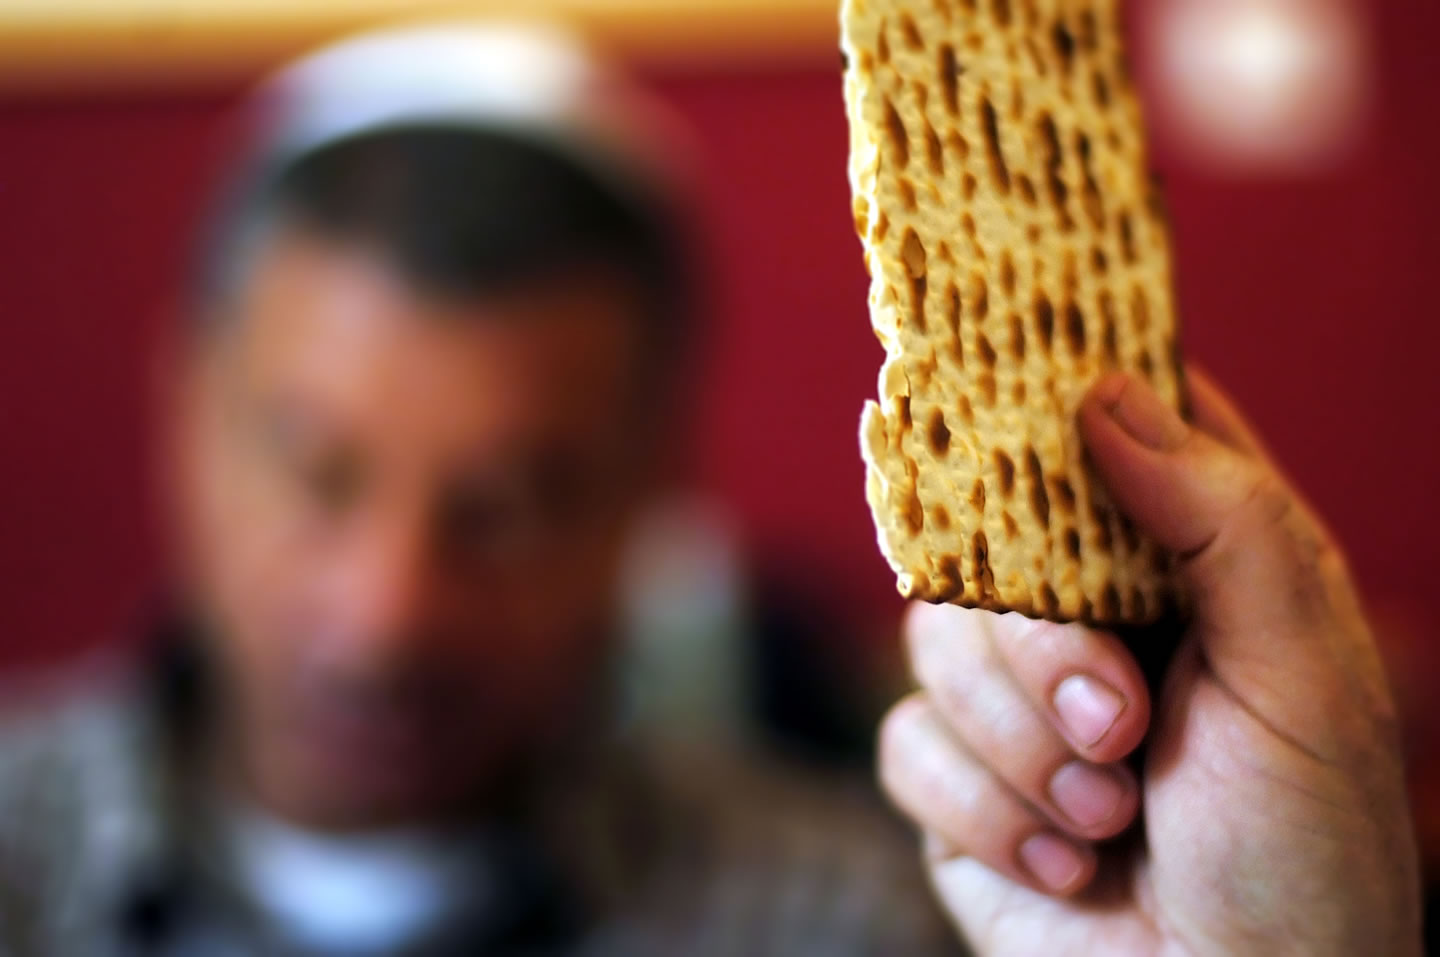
[295, 456, 363, 513]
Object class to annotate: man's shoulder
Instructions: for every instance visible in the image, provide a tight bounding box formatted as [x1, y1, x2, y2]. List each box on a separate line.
[0, 654, 146, 777]
[0, 656, 154, 868]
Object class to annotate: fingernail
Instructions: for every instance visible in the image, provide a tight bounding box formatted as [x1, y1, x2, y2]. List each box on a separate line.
[1053, 674, 1126, 748]
[1049, 761, 1128, 829]
[1019, 832, 1087, 892]
[1105, 377, 1189, 451]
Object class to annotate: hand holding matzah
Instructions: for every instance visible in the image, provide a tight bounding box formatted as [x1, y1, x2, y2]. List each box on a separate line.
[878, 370, 1421, 955]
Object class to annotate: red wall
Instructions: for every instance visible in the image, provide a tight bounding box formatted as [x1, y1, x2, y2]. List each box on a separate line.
[1, 0, 1437, 669]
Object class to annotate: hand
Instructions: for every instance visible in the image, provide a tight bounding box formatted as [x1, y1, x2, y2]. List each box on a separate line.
[878, 368, 1421, 956]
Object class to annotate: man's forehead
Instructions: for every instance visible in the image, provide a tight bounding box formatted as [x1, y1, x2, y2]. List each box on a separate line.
[195, 227, 648, 463]
[218, 228, 647, 368]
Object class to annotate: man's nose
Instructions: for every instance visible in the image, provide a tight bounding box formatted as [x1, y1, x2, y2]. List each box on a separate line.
[321, 508, 441, 670]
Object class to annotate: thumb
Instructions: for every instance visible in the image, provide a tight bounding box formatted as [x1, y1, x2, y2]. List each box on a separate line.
[1077, 371, 1356, 650]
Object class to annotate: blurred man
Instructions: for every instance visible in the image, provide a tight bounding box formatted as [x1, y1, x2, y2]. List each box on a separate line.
[0, 24, 955, 957]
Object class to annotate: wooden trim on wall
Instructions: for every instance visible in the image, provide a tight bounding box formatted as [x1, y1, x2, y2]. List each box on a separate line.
[0, 0, 841, 93]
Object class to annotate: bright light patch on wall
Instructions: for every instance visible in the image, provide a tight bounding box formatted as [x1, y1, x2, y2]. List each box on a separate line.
[1149, 0, 1370, 174]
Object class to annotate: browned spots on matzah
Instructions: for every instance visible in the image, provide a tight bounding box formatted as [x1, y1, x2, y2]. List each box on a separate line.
[925, 123, 945, 176]
[1093, 71, 1111, 107]
[1063, 301, 1086, 355]
[1099, 291, 1119, 365]
[1003, 512, 1020, 539]
[932, 504, 952, 530]
[940, 45, 961, 115]
[912, 79, 930, 112]
[969, 477, 986, 513]
[971, 270, 989, 318]
[1038, 114, 1073, 232]
[948, 134, 971, 168]
[992, 0, 1011, 28]
[878, 19, 892, 63]
[1131, 285, 1150, 333]
[1099, 582, 1120, 619]
[1092, 503, 1113, 549]
[876, 211, 891, 242]
[895, 393, 912, 431]
[927, 408, 951, 455]
[905, 486, 924, 534]
[1012, 380, 1027, 403]
[1137, 349, 1154, 380]
[1092, 245, 1108, 275]
[1118, 209, 1136, 263]
[1051, 476, 1076, 514]
[972, 530, 995, 596]
[1077, 132, 1105, 229]
[901, 13, 925, 49]
[1000, 252, 1017, 297]
[973, 371, 996, 405]
[977, 333, 997, 367]
[945, 282, 964, 362]
[994, 449, 1016, 497]
[1017, 173, 1037, 205]
[962, 173, 977, 199]
[1078, 9, 1098, 50]
[1064, 528, 1081, 561]
[1040, 584, 1060, 617]
[899, 178, 918, 210]
[1025, 448, 1050, 528]
[958, 394, 975, 424]
[1009, 314, 1026, 360]
[936, 556, 964, 600]
[980, 94, 1011, 194]
[885, 99, 909, 167]
[1052, 17, 1076, 71]
[1023, 36, 1047, 75]
[914, 350, 939, 389]
[1034, 292, 1055, 352]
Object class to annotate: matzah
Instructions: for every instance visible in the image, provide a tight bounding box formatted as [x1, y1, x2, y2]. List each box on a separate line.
[842, 0, 1183, 623]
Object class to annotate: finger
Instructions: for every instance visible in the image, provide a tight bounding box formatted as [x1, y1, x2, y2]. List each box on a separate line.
[879, 693, 1097, 897]
[906, 604, 1141, 840]
[1077, 373, 1359, 681]
[1184, 365, 1272, 461]
[978, 609, 1151, 764]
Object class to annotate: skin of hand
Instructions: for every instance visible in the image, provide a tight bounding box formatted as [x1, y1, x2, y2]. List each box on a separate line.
[878, 367, 1422, 956]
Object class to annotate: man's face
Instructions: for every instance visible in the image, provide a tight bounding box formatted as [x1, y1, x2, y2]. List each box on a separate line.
[176, 229, 651, 829]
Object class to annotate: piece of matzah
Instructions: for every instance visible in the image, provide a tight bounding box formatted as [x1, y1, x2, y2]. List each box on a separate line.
[842, 0, 1183, 623]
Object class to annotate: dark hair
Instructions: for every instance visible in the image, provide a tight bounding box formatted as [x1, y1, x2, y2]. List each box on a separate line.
[197, 126, 691, 364]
